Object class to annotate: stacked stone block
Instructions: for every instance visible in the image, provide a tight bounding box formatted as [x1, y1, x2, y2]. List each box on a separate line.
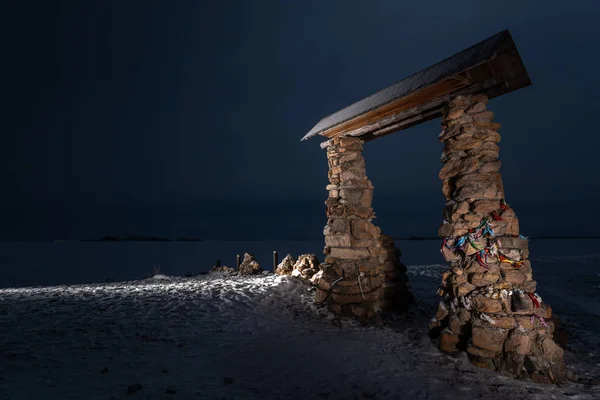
[429, 94, 566, 383]
[379, 233, 412, 311]
[313, 136, 412, 321]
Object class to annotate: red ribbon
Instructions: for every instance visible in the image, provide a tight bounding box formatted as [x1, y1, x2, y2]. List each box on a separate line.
[476, 251, 490, 269]
[528, 293, 540, 308]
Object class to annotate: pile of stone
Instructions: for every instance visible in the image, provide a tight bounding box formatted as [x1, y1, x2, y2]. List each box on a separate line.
[275, 254, 320, 280]
[273, 254, 328, 305]
[312, 136, 412, 321]
[429, 94, 566, 383]
[291, 254, 320, 279]
[379, 234, 413, 311]
[238, 253, 263, 276]
[274, 254, 295, 276]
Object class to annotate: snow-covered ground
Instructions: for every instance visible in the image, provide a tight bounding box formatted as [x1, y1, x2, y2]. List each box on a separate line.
[1, 252, 599, 399]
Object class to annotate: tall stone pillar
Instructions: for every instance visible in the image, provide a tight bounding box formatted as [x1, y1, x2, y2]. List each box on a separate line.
[429, 94, 566, 383]
[313, 136, 412, 321]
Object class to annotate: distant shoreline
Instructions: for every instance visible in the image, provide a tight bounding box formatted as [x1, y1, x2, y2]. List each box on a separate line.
[81, 235, 203, 242]
[1, 236, 599, 243]
[61, 235, 600, 242]
[395, 235, 600, 241]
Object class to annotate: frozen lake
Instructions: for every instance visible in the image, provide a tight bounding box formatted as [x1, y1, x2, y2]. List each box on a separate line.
[1, 239, 599, 288]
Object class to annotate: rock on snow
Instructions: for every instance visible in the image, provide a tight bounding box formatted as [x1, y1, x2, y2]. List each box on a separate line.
[0, 263, 599, 399]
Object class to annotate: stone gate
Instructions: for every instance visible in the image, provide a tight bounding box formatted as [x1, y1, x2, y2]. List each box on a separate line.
[301, 30, 566, 383]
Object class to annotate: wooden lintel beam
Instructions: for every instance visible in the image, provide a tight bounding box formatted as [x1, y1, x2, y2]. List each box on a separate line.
[344, 94, 454, 138]
[371, 108, 442, 137]
[323, 72, 498, 141]
[320, 77, 470, 139]
[303, 31, 532, 143]
[319, 79, 502, 148]
[339, 82, 473, 140]
[362, 80, 502, 141]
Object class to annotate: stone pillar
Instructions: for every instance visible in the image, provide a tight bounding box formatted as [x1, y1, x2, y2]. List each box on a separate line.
[313, 136, 412, 321]
[429, 94, 566, 383]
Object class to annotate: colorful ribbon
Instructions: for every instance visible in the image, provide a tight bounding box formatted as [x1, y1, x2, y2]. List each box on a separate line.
[528, 293, 540, 308]
[442, 200, 525, 268]
[531, 315, 548, 327]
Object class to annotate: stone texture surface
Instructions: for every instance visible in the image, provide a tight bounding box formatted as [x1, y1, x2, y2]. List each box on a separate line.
[275, 253, 326, 283]
[292, 254, 320, 280]
[430, 94, 567, 383]
[275, 254, 295, 276]
[318, 136, 412, 321]
[238, 253, 263, 276]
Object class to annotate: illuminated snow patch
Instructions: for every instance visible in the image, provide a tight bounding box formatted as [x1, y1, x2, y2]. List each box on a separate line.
[0, 269, 598, 399]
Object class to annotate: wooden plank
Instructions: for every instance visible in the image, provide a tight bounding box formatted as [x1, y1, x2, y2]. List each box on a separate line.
[303, 30, 532, 143]
[344, 92, 460, 139]
[362, 111, 442, 142]
[319, 77, 470, 139]
[371, 108, 442, 137]
[334, 72, 497, 141]
[320, 63, 502, 141]
[351, 78, 500, 142]
[311, 52, 527, 146]
[321, 78, 467, 138]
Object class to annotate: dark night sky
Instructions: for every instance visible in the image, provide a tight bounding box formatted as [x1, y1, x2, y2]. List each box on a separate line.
[1, 0, 599, 241]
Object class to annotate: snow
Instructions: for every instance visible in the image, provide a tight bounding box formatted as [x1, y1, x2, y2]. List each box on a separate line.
[1, 246, 599, 399]
[150, 274, 171, 281]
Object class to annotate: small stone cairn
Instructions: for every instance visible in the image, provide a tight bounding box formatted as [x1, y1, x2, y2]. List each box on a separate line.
[238, 253, 263, 276]
[429, 94, 566, 383]
[291, 254, 320, 279]
[275, 254, 319, 280]
[275, 254, 295, 276]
